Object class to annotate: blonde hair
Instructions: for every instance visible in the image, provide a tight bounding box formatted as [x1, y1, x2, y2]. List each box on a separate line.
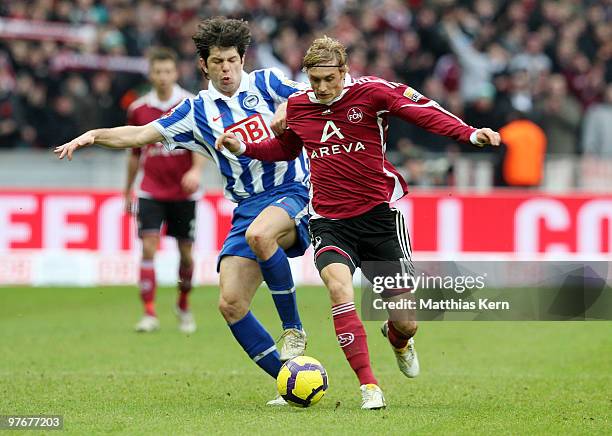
[302, 36, 347, 70]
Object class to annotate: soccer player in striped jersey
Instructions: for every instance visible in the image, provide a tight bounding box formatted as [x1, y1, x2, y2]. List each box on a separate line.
[216, 36, 501, 409]
[55, 18, 309, 404]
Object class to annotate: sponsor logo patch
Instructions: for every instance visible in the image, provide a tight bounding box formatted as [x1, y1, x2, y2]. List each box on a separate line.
[403, 87, 422, 102]
[226, 113, 272, 143]
[282, 78, 301, 88]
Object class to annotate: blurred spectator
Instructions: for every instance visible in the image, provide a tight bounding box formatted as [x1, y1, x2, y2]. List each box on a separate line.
[47, 96, 79, 147]
[581, 84, 612, 157]
[463, 83, 505, 134]
[397, 139, 427, 186]
[499, 115, 547, 187]
[20, 81, 52, 148]
[78, 72, 124, 131]
[509, 33, 552, 79]
[0, 55, 20, 148]
[0, 0, 608, 179]
[535, 74, 582, 154]
[396, 139, 451, 187]
[508, 69, 534, 114]
[0, 92, 21, 149]
[442, 14, 508, 103]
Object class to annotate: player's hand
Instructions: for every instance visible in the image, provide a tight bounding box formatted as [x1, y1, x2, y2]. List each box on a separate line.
[181, 168, 201, 194]
[54, 131, 95, 160]
[124, 192, 134, 215]
[474, 128, 501, 147]
[270, 102, 288, 136]
[215, 132, 242, 154]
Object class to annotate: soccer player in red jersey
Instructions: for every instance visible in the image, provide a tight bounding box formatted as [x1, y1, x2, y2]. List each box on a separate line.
[216, 36, 500, 409]
[125, 48, 205, 334]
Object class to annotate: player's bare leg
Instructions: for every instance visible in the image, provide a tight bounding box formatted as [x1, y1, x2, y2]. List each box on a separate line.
[218, 256, 261, 323]
[175, 239, 196, 334]
[246, 206, 297, 260]
[219, 256, 288, 406]
[321, 262, 385, 409]
[135, 233, 160, 332]
[246, 205, 306, 361]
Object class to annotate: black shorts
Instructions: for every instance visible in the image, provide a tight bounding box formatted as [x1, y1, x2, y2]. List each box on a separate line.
[137, 198, 196, 241]
[309, 203, 413, 278]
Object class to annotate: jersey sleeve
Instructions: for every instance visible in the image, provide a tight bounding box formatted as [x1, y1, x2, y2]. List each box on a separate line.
[368, 79, 476, 143]
[150, 98, 197, 151]
[243, 128, 304, 161]
[266, 68, 308, 103]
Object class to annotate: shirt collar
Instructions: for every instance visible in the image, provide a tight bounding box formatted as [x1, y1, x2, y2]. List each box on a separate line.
[148, 84, 183, 111]
[307, 73, 353, 105]
[206, 70, 250, 101]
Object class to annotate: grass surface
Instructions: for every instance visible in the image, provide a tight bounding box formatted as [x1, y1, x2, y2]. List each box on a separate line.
[0, 286, 610, 435]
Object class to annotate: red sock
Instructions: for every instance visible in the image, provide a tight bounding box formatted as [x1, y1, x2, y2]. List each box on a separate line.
[387, 320, 410, 349]
[332, 302, 378, 386]
[177, 264, 193, 311]
[139, 260, 156, 316]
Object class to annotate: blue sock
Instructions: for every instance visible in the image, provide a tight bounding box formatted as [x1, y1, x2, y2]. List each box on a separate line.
[258, 247, 302, 330]
[229, 311, 282, 378]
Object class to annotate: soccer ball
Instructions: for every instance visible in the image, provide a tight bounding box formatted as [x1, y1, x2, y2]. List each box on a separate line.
[277, 356, 328, 407]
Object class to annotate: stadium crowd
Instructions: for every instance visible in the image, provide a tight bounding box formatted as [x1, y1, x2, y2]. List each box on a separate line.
[1, 0, 611, 184]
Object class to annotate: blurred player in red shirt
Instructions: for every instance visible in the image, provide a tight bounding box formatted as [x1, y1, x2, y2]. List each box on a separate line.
[217, 36, 500, 409]
[125, 48, 205, 334]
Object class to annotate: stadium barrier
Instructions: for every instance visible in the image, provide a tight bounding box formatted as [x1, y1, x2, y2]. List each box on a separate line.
[1, 190, 610, 286]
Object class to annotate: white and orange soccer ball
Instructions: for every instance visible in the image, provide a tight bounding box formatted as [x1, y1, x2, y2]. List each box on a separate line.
[276, 356, 328, 407]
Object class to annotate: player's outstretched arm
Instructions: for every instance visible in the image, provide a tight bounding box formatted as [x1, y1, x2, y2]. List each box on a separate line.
[216, 131, 304, 162]
[54, 124, 163, 161]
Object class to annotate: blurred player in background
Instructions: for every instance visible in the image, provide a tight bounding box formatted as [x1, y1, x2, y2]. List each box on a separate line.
[216, 36, 501, 409]
[55, 17, 309, 405]
[124, 47, 204, 334]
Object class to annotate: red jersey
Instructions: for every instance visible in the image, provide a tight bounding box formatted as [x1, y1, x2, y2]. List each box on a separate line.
[127, 85, 195, 201]
[241, 76, 477, 219]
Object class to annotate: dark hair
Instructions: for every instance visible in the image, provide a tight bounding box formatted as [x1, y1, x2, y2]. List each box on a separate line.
[192, 17, 251, 61]
[147, 47, 178, 65]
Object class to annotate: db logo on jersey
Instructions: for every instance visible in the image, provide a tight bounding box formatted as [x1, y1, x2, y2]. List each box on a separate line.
[347, 107, 363, 123]
[226, 114, 272, 143]
[337, 333, 355, 347]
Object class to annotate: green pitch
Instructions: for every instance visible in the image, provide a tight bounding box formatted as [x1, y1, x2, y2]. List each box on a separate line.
[1, 286, 610, 435]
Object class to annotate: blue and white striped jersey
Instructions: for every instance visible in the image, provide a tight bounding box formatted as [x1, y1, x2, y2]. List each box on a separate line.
[151, 69, 309, 202]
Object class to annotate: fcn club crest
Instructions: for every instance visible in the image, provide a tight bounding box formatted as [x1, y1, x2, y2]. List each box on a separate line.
[337, 332, 355, 347]
[347, 107, 363, 123]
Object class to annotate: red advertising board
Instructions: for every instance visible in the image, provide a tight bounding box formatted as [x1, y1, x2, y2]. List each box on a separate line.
[1, 190, 611, 254]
